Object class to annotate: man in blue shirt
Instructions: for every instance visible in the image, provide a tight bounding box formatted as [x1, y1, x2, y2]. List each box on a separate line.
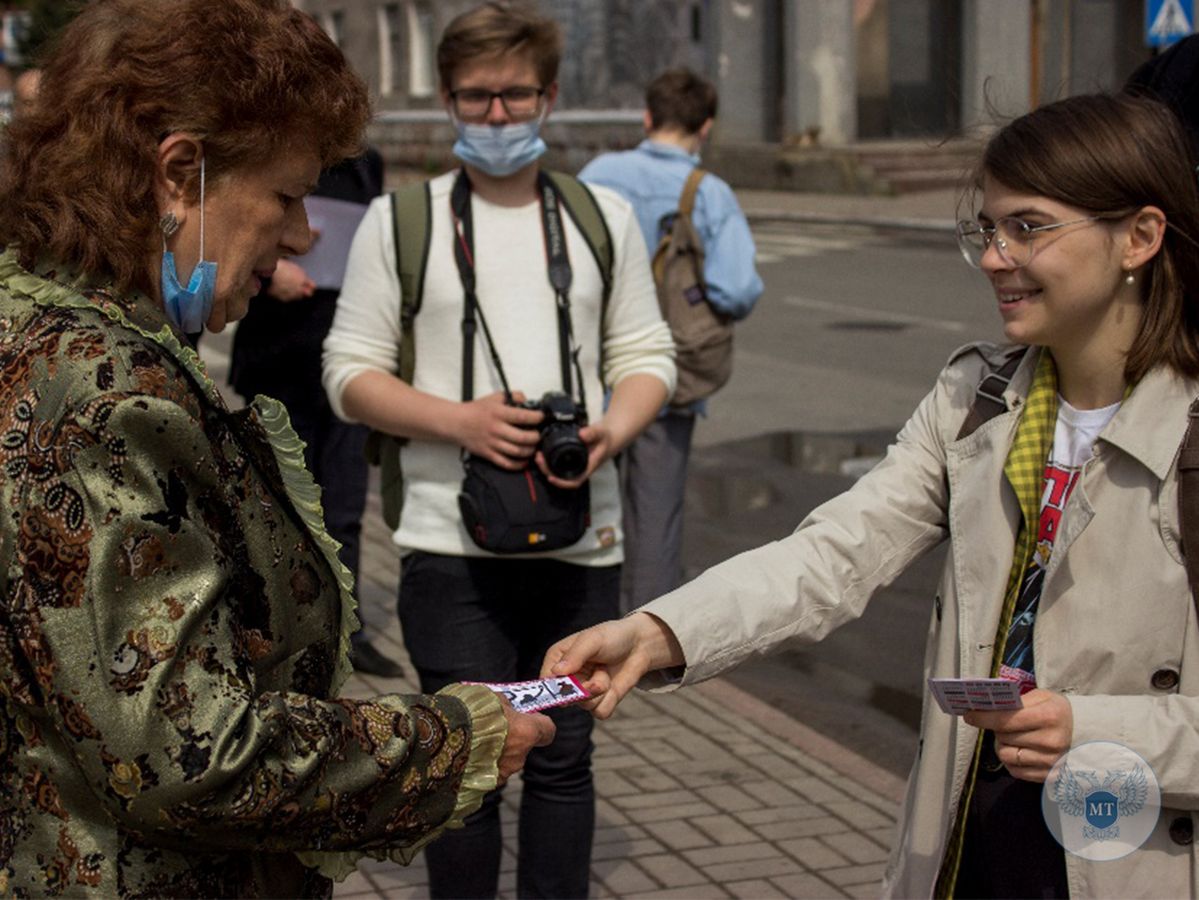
[580, 68, 764, 610]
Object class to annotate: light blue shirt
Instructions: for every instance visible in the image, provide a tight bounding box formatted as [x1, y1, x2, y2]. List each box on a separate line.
[579, 139, 764, 320]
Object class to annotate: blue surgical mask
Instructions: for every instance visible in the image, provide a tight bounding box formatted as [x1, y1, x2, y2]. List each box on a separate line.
[160, 157, 217, 335]
[452, 113, 547, 177]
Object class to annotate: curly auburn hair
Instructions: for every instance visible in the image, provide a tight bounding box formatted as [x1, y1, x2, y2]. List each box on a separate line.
[0, 0, 371, 294]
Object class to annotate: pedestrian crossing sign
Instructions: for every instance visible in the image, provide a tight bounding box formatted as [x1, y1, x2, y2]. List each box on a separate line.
[1147, 0, 1194, 47]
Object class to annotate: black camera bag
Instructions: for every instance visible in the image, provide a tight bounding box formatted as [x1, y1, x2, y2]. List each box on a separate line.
[458, 455, 590, 553]
[450, 170, 594, 555]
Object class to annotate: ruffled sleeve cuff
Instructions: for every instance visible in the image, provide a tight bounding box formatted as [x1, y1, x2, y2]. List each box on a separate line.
[436, 683, 507, 827]
[300, 684, 507, 881]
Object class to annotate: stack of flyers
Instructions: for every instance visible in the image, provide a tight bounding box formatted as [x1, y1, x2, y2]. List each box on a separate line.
[928, 677, 1023, 715]
[467, 675, 591, 714]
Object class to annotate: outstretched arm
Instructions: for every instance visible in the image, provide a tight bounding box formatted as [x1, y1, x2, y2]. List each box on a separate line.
[541, 612, 685, 719]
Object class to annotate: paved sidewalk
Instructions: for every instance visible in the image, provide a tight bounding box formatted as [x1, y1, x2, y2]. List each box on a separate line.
[737, 186, 960, 231]
[330, 485, 907, 900]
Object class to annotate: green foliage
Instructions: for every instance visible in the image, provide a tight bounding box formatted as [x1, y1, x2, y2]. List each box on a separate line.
[14, 0, 84, 68]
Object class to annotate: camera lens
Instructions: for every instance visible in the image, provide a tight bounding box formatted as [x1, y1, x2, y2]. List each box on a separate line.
[543, 428, 588, 480]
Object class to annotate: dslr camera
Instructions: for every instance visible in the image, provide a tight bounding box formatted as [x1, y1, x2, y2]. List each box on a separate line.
[518, 392, 589, 480]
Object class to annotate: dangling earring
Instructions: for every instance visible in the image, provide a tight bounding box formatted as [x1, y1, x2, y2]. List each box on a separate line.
[1124, 268, 1135, 285]
[159, 211, 180, 238]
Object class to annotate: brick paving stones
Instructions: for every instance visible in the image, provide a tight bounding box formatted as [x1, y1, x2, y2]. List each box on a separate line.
[324, 487, 903, 899]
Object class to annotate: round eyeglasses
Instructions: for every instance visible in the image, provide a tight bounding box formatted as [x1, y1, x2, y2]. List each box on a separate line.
[955, 215, 1110, 269]
[449, 86, 545, 122]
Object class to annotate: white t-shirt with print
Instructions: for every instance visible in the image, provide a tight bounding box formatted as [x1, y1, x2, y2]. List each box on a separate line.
[1000, 396, 1121, 690]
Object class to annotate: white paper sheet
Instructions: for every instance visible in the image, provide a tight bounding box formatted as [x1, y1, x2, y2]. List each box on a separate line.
[289, 195, 370, 290]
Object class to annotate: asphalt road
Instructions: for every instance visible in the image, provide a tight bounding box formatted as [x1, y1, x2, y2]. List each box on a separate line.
[685, 220, 1005, 776]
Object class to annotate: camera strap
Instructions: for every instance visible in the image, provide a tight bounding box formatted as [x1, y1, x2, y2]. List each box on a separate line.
[449, 169, 588, 409]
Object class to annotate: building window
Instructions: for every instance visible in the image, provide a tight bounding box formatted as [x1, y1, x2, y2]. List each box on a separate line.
[690, 3, 703, 43]
[407, 0, 436, 98]
[378, 3, 404, 97]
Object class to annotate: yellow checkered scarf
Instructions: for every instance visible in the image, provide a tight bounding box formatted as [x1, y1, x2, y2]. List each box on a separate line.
[992, 351, 1058, 669]
[935, 350, 1058, 898]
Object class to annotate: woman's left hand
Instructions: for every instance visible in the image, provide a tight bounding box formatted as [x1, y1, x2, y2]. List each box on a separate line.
[964, 688, 1073, 783]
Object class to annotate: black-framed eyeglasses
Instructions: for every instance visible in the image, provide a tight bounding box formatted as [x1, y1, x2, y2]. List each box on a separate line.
[955, 215, 1113, 269]
[449, 86, 545, 122]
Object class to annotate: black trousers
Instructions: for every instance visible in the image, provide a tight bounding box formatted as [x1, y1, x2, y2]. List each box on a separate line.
[398, 551, 620, 899]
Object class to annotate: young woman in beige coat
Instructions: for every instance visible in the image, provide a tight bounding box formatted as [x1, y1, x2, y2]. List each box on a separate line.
[543, 93, 1199, 897]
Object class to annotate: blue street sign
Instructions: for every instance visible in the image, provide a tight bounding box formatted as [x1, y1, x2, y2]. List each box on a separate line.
[1147, 0, 1194, 47]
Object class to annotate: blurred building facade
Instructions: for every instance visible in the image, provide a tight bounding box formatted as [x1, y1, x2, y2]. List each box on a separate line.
[294, 0, 1159, 144]
[0, 3, 29, 101]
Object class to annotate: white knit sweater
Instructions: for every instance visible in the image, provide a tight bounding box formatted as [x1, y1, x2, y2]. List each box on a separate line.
[323, 171, 676, 565]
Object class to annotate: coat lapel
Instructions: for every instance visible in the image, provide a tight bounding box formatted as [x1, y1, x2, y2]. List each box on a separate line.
[945, 347, 1039, 676]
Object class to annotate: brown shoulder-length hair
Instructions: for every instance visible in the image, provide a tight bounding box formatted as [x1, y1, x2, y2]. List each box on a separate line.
[0, 0, 370, 295]
[437, 1, 562, 90]
[971, 93, 1199, 382]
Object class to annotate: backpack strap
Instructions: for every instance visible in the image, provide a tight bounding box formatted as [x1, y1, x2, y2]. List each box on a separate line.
[363, 181, 432, 531]
[954, 347, 1030, 441]
[545, 170, 614, 324]
[679, 167, 706, 220]
[392, 180, 433, 384]
[1177, 397, 1199, 623]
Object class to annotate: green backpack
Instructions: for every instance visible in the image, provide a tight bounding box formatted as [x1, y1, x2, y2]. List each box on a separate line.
[367, 171, 615, 531]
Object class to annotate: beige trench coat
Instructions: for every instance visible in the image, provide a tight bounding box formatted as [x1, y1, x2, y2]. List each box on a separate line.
[646, 343, 1199, 897]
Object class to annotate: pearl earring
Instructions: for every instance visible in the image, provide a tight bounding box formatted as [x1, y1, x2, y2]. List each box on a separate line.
[1124, 268, 1135, 285]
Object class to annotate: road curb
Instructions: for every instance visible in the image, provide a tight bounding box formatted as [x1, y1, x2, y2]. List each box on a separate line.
[745, 208, 955, 233]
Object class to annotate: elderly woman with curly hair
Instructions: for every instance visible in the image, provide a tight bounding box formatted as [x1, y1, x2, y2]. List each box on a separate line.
[0, 1, 554, 896]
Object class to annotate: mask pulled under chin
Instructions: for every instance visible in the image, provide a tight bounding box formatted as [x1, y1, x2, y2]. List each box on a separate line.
[161, 252, 217, 334]
[452, 117, 548, 177]
[160, 154, 218, 336]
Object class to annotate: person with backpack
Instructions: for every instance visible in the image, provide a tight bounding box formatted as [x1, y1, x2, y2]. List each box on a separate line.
[579, 68, 763, 611]
[545, 93, 1199, 898]
[321, 3, 674, 897]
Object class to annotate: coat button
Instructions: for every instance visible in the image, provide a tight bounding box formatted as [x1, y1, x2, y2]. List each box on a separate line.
[1170, 816, 1193, 846]
[1151, 668, 1180, 691]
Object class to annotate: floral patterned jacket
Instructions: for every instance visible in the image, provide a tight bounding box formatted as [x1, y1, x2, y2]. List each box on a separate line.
[0, 250, 505, 897]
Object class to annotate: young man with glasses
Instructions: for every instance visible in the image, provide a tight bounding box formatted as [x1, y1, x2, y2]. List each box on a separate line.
[322, 3, 675, 897]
